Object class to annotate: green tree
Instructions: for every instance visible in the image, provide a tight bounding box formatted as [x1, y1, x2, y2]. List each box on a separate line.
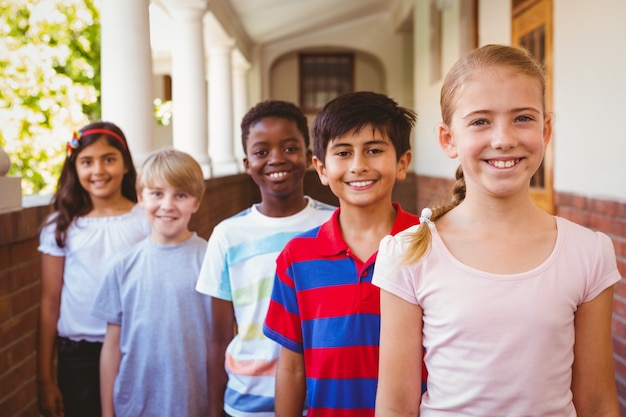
[0, 0, 101, 195]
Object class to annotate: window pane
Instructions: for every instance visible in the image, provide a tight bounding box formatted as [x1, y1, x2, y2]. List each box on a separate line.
[300, 53, 354, 113]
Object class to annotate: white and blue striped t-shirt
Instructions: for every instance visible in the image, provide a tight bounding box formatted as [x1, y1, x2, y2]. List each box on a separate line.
[196, 197, 334, 417]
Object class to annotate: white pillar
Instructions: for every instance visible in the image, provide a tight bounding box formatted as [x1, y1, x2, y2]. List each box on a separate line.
[232, 50, 250, 173]
[169, 3, 210, 172]
[208, 42, 238, 176]
[101, 0, 154, 162]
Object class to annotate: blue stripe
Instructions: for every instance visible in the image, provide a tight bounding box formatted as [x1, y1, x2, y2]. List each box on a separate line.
[297, 225, 322, 238]
[271, 273, 300, 316]
[302, 314, 380, 349]
[225, 387, 274, 412]
[306, 377, 377, 409]
[218, 267, 232, 298]
[228, 231, 300, 264]
[292, 258, 356, 290]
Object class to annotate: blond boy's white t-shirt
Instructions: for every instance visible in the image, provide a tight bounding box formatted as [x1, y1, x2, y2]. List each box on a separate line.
[372, 216, 621, 417]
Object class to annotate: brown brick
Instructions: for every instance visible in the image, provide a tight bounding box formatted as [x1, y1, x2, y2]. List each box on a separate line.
[0, 269, 11, 297]
[0, 309, 38, 345]
[558, 207, 589, 226]
[613, 353, 626, 380]
[614, 296, 626, 319]
[11, 286, 39, 316]
[0, 245, 10, 270]
[9, 240, 38, 267]
[556, 192, 588, 210]
[0, 296, 11, 323]
[590, 198, 624, 217]
[613, 238, 626, 261]
[588, 213, 613, 235]
[613, 335, 626, 362]
[615, 280, 626, 300]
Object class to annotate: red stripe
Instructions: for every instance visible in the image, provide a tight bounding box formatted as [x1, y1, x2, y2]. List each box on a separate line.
[298, 284, 380, 320]
[309, 408, 374, 417]
[265, 299, 302, 344]
[304, 345, 379, 379]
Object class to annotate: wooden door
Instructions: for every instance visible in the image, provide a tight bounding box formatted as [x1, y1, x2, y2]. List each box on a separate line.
[512, 0, 554, 213]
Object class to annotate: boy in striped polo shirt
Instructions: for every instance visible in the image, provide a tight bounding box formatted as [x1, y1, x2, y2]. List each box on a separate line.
[196, 100, 335, 417]
[264, 91, 425, 417]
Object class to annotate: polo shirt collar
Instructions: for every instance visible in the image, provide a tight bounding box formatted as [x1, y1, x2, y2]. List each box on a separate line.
[316, 202, 418, 257]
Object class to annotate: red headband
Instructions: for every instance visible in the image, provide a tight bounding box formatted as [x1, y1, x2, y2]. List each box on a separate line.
[66, 128, 127, 158]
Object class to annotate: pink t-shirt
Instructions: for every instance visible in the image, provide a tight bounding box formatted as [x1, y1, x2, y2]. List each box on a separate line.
[372, 216, 621, 417]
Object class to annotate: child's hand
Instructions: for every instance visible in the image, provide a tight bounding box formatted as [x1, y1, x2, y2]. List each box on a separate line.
[38, 380, 64, 417]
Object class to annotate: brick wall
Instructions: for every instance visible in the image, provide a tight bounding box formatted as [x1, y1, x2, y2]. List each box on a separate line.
[0, 171, 416, 417]
[0, 204, 54, 417]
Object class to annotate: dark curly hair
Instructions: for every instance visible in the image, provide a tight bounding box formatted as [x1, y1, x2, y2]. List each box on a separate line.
[240, 100, 310, 154]
[45, 121, 137, 247]
[312, 91, 416, 163]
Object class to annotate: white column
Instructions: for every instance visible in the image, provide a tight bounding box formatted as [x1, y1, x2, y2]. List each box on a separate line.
[100, 0, 154, 162]
[169, 3, 210, 173]
[208, 42, 238, 176]
[232, 50, 250, 173]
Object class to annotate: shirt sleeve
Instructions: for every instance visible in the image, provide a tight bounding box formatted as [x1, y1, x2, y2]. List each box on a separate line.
[372, 234, 420, 306]
[195, 224, 232, 300]
[582, 231, 622, 303]
[263, 247, 304, 353]
[38, 217, 65, 257]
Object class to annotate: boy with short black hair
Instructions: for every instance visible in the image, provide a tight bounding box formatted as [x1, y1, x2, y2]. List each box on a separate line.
[263, 91, 423, 417]
[196, 100, 335, 417]
[93, 148, 210, 417]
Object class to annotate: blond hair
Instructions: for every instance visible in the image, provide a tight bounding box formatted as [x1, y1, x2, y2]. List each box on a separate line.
[403, 44, 546, 265]
[137, 148, 205, 201]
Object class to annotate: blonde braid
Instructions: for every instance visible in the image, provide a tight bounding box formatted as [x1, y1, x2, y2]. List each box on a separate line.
[402, 165, 466, 265]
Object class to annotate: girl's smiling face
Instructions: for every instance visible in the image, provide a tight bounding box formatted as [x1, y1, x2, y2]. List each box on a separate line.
[438, 66, 552, 200]
[75, 137, 128, 203]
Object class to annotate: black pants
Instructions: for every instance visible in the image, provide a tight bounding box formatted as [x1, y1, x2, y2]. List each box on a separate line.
[57, 336, 103, 417]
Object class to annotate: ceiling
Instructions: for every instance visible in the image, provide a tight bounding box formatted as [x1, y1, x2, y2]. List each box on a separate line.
[151, 0, 404, 62]
[226, 0, 396, 44]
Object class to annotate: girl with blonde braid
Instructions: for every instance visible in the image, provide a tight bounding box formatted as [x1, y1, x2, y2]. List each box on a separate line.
[373, 44, 620, 416]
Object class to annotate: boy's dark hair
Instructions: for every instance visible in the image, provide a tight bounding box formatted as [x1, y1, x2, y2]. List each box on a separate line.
[240, 100, 310, 153]
[312, 91, 417, 163]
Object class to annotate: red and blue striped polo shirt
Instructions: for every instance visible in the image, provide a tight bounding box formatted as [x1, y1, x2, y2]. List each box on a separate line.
[264, 203, 424, 417]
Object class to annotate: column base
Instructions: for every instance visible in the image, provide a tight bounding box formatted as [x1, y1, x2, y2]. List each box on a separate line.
[0, 176, 22, 213]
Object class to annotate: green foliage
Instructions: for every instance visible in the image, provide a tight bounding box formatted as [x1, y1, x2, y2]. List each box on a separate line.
[0, 0, 101, 194]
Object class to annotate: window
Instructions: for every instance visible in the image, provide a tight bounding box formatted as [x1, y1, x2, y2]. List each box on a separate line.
[299, 53, 354, 113]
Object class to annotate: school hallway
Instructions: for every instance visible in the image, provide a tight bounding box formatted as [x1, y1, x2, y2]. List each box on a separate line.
[1, 0, 625, 415]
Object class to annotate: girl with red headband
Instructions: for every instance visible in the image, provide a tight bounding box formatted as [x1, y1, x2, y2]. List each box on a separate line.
[37, 121, 150, 417]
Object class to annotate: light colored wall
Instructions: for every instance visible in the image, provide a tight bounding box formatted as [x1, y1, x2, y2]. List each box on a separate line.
[261, 11, 412, 109]
[270, 53, 299, 103]
[413, 0, 626, 203]
[552, 0, 626, 201]
[269, 50, 386, 107]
